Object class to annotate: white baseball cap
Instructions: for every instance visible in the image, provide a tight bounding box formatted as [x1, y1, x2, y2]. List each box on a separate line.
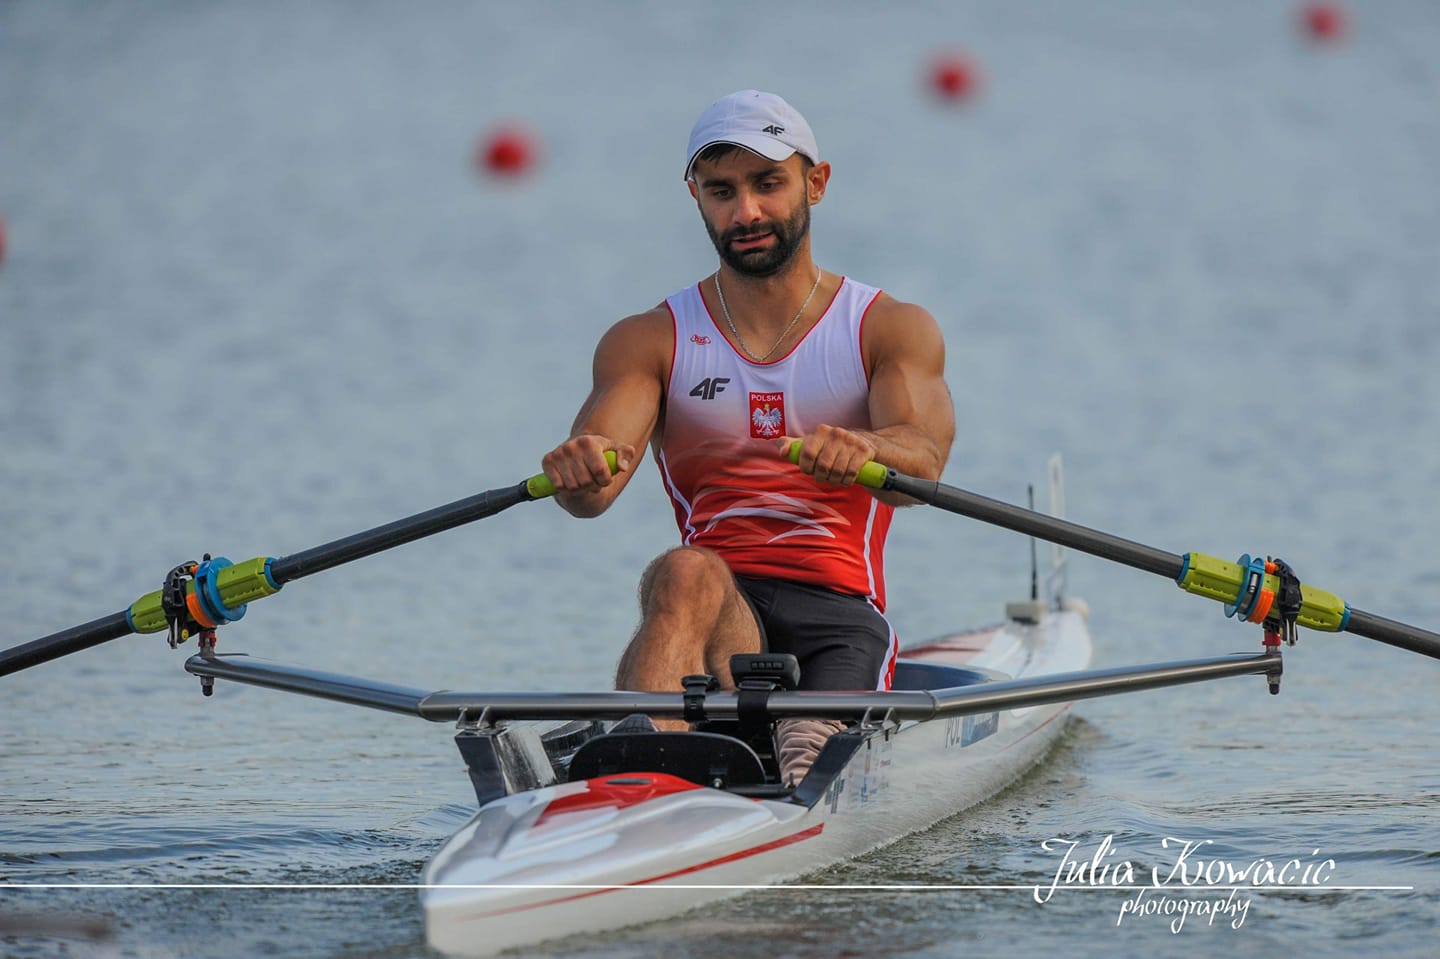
[684, 90, 820, 180]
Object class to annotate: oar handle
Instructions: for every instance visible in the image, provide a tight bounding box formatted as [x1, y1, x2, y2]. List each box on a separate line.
[523, 451, 620, 500]
[783, 441, 891, 490]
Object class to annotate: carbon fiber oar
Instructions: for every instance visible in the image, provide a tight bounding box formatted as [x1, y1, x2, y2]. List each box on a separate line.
[837, 455, 1440, 661]
[0, 456, 614, 677]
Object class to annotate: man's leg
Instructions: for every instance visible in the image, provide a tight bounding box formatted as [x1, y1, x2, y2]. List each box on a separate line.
[615, 547, 763, 730]
[754, 580, 897, 785]
[775, 717, 847, 786]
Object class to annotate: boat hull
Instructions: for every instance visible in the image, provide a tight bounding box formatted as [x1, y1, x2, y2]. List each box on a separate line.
[423, 602, 1093, 956]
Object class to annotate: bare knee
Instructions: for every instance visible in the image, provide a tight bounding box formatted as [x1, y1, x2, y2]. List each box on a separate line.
[621, 547, 761, 692]
[637, 547, 732, 614]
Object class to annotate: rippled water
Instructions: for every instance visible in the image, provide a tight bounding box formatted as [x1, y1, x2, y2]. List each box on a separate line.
[3, 2, 1438, 957]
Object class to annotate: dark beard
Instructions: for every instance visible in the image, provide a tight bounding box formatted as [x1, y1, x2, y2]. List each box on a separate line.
[705, 200, 811, 277]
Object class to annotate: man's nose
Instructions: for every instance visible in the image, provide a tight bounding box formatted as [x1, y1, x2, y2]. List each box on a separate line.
[733, 188, 764, 225]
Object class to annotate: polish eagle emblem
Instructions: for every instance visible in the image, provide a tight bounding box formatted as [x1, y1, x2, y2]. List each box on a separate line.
[751, 405, 784, 438]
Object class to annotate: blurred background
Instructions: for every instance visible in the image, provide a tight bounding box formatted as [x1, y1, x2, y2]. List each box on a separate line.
[2, 2, 1436, 957]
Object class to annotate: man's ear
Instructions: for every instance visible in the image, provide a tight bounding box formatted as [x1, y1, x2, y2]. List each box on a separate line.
[687, 179, 699, 201]
[807, 161, 832, 205]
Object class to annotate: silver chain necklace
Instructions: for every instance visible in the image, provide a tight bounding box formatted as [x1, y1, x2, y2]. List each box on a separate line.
[714, 267, 822, 363]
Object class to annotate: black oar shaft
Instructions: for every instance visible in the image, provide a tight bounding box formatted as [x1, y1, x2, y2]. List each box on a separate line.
[887, 473, 1185, 579]
[0, 612, 132, 676]
[269, 481, 532, 584]
[886, 471, 1440, 661]
[1343, 608, 1440, 660]
[0, 480, 540, 678]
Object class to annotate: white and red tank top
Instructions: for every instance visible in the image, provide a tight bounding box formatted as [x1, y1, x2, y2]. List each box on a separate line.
[656, 276, 895, 609]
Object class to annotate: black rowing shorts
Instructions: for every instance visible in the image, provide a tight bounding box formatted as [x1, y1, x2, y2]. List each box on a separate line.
[733, 575, 896, 692]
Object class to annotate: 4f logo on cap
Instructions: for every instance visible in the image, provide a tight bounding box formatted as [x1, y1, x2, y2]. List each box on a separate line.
[749, 391, 785, 439]
[761, 124, 784, 135]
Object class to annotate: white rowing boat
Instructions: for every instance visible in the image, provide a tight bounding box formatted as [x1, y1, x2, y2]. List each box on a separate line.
[420, 597, 1093, 955]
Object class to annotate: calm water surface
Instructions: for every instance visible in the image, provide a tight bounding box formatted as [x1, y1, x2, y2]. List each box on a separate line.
[2, 2, 1437, 958]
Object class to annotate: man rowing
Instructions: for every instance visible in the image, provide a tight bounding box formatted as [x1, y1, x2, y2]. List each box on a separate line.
[541, 89, 955, 784]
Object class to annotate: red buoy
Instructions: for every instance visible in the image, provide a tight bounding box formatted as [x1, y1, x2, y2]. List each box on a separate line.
[1300, 3, 1347, 43]
[929, 52, 982, 103]
[476, 125, 539, 178]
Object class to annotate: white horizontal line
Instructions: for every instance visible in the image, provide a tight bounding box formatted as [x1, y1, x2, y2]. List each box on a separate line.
[0, 883, 1418, 892]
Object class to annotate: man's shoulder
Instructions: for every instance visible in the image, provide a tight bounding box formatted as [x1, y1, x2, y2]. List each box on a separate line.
[612, 302, 675, 334]
[855, 289, 946, 376]
[594, 303, 675, 374]
[606, 281, 704, 342]
[859, 290, 940, 334]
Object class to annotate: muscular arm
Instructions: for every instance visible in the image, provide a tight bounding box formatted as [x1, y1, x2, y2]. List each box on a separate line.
[788, 296, 954, 505]
[541, 307, 671, 518]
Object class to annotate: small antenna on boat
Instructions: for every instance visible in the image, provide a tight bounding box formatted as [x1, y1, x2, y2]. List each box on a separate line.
[1028, 484, 1039, 602]
[1047, 453, 1067, 608]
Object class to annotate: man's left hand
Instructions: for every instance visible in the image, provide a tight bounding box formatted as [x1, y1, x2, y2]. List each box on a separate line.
[779, 426, 878, 487]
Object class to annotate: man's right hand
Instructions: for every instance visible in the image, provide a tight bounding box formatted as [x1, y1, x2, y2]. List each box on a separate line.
[541, 434, 635, 494]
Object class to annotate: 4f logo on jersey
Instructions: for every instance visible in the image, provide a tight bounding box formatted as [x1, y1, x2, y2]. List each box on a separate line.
[690, 377, 729, 400]
[749, 391, 785, 439]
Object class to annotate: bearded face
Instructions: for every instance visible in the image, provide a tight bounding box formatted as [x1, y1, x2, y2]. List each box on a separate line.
[702, 194, 812, 278]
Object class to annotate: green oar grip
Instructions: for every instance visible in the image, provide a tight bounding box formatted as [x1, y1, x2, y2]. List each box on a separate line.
[783, 441, 890, 490]
[1177, 552, 1349, 632]
[525, 451, 621, 500]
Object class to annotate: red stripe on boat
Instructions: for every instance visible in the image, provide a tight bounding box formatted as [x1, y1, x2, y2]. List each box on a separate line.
[634, 823, 825, 885]
[453, 822, 826, 921]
